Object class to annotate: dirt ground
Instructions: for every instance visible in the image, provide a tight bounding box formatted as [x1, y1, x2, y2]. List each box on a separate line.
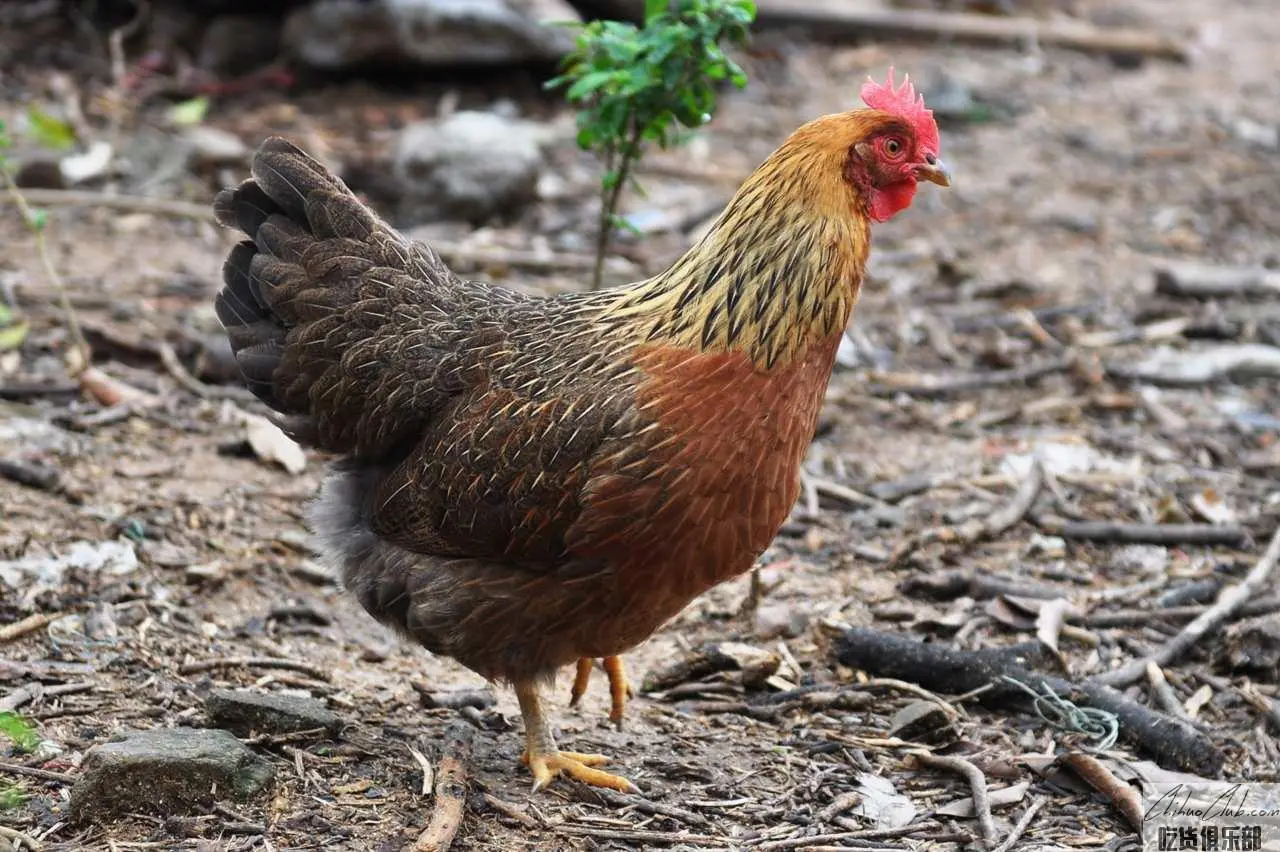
[3, 0, 1280, 849]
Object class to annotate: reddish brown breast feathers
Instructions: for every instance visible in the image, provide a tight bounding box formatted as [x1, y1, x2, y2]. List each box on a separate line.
[565, 333, 843, 628]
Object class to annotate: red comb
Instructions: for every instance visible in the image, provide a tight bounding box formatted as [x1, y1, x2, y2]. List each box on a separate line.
[860, 67, 940, 153]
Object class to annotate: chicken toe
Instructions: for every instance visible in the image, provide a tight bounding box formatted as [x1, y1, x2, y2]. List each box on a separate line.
[518, 680, 637, 793]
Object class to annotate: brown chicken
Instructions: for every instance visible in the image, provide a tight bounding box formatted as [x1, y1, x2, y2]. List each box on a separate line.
[213, 70, 948, 793]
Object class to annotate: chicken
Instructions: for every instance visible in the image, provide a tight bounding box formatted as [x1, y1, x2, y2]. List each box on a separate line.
[213, 69, 948, 794]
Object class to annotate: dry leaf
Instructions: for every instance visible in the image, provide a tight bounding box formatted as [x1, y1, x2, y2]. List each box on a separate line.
[1036, 597, 1072, 662]
[936, 780, 1030, 817]
[241, 412, 307, 475]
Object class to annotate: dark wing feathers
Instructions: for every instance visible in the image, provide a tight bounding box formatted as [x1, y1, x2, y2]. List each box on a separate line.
[213, 136, 640, 567]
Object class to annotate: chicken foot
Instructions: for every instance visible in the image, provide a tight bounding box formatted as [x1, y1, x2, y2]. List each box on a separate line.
[516, 680, 638, 793]
[569, 656, 635, 729]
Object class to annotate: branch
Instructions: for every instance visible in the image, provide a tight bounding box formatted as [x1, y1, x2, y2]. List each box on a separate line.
[409, 722, 475, 852]
[834, 628, 1225, 776]
[1092, 528, 1280, 687]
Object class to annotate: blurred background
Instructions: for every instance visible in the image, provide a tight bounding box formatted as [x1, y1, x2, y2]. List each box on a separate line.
[2, 0, 1279, 849]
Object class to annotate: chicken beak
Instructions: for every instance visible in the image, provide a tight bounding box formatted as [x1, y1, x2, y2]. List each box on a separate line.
[916, 158, 952, 188]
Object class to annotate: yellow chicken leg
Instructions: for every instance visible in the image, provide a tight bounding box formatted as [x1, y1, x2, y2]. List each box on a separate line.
[568, 656, 635, 729]
[517, 680, 637, 794]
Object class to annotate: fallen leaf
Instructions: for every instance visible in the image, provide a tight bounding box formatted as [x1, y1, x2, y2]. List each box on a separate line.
[241, 412, 307, 475]
[851, 772, 917, 829]
[936, 780, 1030, 817]
[1036, 598, 1073, 663]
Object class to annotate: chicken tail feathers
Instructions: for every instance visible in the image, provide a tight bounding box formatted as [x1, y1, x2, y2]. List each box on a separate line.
[212, 136, 463, 456]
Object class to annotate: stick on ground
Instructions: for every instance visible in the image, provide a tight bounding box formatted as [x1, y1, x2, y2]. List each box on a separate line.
[908, 751, 997, 849]
[889, 459, 1043, 567]
[1094, 528, 1280, 687]
[1060, 752, 1143, 832]
[409, 722, 475, 852]
[835, 628, 1224, 776]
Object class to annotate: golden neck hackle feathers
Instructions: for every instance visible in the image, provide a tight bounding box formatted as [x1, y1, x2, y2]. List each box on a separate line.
[600, 113, 877, 370]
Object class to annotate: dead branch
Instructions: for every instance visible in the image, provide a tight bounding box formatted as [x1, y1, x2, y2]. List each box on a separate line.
[1144, 662, 1194, 722]
[0, 761, 76, 784]
[889, 459, 1043, 567]
[0, 613, 60, 644]
[409, 722, 474, 852]
[1155, 263, 1280, 299]
[990, 797, 1046, 852]
[750, 1, 1189, 61]
[907, 752, 997, 849]
[1081, 595, 1280, 628]
[1093, 528, 1280, 687]
[156, 342, 260, 404]
[867, 357, 1074, 398]
[177, 656, 330, 681]
[3, 188, 216, 221]
[1042, 519, 1249, 547]
[0, 824, 44, 851]
[1059, 752, 1143, 832]
[834, 628, 1224, 776]
[751, 824, 937, 850]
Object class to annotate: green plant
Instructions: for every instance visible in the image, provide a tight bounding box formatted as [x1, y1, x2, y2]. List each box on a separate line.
[548, 0, 756, 289]
[0, 711, 36, 811]
[0, 118, 90, 370]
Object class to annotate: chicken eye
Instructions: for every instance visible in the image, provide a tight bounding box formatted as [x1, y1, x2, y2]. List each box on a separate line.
[884, 138, 903, 156]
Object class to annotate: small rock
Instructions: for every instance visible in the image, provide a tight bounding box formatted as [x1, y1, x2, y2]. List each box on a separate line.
[70, 728, 274, 821]
[393, 111, 547, 224]
[184, 126, 249, 169]
[753, 603, 810, 640]
[1223, 616, 1280, 676]
[284, 0, 578, 71]
[206, 689, 342, 737]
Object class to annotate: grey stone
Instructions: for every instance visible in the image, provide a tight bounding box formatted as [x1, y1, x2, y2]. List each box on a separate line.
[753, 603, 811, 641]
[183, 127, 250, 169]
[70, 728, 274, 821]
[205, 689, 343, 737]
[393, 111, 547, 224]
[284, 0, 578, 71]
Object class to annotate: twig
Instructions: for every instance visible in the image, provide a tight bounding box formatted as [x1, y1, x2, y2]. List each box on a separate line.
[751, 825, 935, 850]
[555, 826, 730, 846]
[889, 459, 1043, 567]
[408, 722, 474, 852]
[1093, 528, 1280, 687]
[0, 824, 44, 850]
[990, 797, 1046, 852]
[0, 761, 76, 784]
[1144, 662, 1193, 722]
[0, 459, 63, 494]
[480, 793, 539, 828]
[573, 786, 711, 829]
[1081, 595, 1280, 628]
[1, 172, 90, 371]
[801, 474, 884, 509]
[1155, 263, 1280, 299]
[2, 188, 216, 221]
[907, 752, 997, 849]
[1, 680, 94, 713]
[156, 342, 258, 403]
[834, 628, 1224, 775]
[867, 357, 1074, 398]
[177, 656, 330, 681]
[751, 1, 1189, 60]
[1060, 752, 1143, 831]
[0, 613, 60, 643]
[1042, 519, 1249, 547]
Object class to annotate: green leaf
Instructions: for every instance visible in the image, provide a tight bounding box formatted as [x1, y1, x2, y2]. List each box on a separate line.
[0, 782, 26, 811]
[0, 711, 39, 753]
[168, 96, 211, 127]
[26, 208, 48, 232]
[644, 0, 670, 22]
[0, 319, 28, 352]
[25, 107, 76, 151]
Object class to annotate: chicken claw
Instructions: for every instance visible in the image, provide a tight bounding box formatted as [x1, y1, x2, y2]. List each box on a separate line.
[521, 750, 637, 793]
[568, 656, 635, 729]
[518, 679, 637, 794]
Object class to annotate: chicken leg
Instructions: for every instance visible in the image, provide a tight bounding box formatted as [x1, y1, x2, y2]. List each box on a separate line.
[517, 680, 637, 793]
[569, 656, 635, 729]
